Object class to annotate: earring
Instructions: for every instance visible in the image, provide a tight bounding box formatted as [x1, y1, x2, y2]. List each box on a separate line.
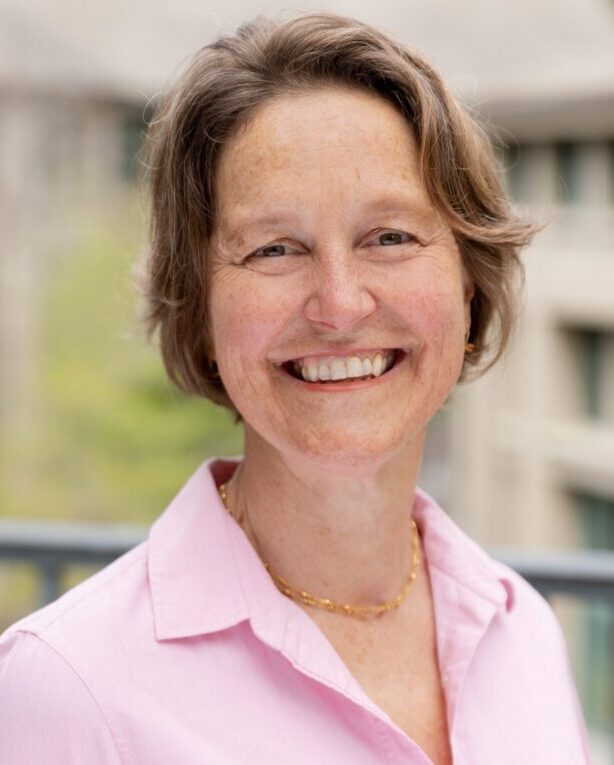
[464, 331, 476, 355]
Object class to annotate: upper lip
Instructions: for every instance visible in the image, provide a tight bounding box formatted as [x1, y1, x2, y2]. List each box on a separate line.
[274, 347, 406, 365]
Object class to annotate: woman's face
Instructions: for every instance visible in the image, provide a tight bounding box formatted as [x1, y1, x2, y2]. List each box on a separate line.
[208, 87, 473, 470]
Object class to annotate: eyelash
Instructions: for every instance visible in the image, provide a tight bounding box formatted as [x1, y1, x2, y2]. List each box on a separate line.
[247, 243, 300, 260]
[245, 229, 416, 260]
[372, 230, 415, 247]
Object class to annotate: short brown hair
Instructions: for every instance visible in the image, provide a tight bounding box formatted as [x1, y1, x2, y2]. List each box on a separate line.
[142, 11, 535, 411]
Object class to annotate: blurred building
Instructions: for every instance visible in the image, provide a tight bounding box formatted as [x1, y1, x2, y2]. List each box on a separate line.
[1, 0, 613, 756]
[446, 77, 614, 751]
[0, 6, 147, 433]
[451, 89, 614, 548]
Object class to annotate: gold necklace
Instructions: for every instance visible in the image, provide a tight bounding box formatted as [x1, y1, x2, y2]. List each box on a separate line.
[218, 482, 421, 618]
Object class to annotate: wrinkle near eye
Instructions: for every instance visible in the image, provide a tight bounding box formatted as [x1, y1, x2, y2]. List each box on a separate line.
[208, 235, 243, 269]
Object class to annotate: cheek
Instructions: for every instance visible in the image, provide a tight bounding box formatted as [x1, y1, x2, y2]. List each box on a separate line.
[209, 276, 294, 367]
[399, 279, 467, 394]
[396, 275, 466, 342]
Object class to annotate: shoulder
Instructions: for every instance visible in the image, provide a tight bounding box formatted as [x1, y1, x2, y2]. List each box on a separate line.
[482, 553, 585, 708]
[0, 541, 150, 706]
[481, 556, 591, 758]
[0, 543, 150, 763]
[487, 554, 567, 643]
[416, 488, 567, 645]
[2, 540, 149, 644]
[0, 628, 126, 763]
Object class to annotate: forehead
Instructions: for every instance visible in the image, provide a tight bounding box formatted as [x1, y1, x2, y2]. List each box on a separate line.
[213, 86, 431, 218]
[226, 86, 416, 160]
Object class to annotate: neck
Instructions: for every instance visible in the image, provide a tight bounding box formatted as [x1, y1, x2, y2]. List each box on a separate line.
[225, 428, 427, 609]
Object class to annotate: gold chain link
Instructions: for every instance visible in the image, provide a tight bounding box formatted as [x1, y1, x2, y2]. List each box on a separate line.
[218, 482, 420, 618]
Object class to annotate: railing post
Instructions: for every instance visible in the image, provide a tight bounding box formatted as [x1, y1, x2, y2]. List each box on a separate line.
[37, 558, 63, 607]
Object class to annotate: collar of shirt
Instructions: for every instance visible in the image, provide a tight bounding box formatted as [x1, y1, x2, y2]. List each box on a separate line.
[148, 457, 515, 722]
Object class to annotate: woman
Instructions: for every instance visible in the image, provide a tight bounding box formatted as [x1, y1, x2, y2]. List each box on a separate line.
[0, 12, 590, 765]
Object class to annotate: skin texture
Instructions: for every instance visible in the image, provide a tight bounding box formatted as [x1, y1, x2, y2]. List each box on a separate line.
[207, 87, 473, 764]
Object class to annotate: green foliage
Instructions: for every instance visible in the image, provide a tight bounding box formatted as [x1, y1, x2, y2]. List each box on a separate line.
[3, 212, 242, 524]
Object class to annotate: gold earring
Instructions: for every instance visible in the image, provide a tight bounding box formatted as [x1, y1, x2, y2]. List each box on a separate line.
[464, 331, 476, 355]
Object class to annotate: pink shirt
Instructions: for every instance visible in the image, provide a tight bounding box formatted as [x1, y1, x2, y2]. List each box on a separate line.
[0, 458, 590, 764]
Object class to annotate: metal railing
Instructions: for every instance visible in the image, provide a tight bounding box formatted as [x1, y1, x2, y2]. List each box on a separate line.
[0, 518, 146, 606]
[491, 546, 614, 602]
[1, 518, 614, 608]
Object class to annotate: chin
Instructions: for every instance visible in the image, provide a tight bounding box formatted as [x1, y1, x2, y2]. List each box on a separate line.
[283, 417, 422, 474]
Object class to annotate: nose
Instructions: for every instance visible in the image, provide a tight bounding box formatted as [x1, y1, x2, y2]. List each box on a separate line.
[303, 251, 377, 332]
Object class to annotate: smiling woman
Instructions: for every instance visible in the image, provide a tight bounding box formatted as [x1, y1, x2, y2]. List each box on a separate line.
[0, 12, 590, 765]
[207, 87, 473, 467]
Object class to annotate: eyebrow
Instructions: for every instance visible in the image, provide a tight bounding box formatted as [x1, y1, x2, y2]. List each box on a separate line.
[359, 193, 436, 219]
[222, 216, 294, 248]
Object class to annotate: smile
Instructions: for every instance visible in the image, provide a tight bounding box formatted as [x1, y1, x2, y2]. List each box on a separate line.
[281, 349, 406, 384]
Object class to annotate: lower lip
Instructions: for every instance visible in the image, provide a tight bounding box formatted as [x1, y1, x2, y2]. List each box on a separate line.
[278, 352, 409, 392]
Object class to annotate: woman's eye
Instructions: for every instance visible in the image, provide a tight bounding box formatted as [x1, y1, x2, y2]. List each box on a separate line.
[248, 243, 296, 259]
[375, 230, 413, 246]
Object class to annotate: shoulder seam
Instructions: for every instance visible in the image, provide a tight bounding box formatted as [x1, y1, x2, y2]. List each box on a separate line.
[12, 631, 130, 765]
[26, 543, 148, 636]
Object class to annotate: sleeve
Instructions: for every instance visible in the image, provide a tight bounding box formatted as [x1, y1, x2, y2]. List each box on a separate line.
[0, 630, 124, 764]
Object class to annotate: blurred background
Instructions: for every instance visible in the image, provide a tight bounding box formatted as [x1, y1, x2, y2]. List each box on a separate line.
[1, 0, 613, 759]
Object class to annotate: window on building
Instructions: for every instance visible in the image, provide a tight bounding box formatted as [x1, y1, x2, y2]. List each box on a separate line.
[554, 141, 581, 205]
[575, 491, 614, 733]
[578, 329, 605, 420]
[559, 327, 614, 424]
[578, 492, 614, 549]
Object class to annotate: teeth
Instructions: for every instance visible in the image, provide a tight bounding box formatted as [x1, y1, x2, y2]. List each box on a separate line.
[296, 350, 396, 383]
[318, 362, 331, 381]
[307, 363, 319, 382]
[372, 353, 383, 377]
[346, 357, 363, 378]
[330, 359, 348, 381]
